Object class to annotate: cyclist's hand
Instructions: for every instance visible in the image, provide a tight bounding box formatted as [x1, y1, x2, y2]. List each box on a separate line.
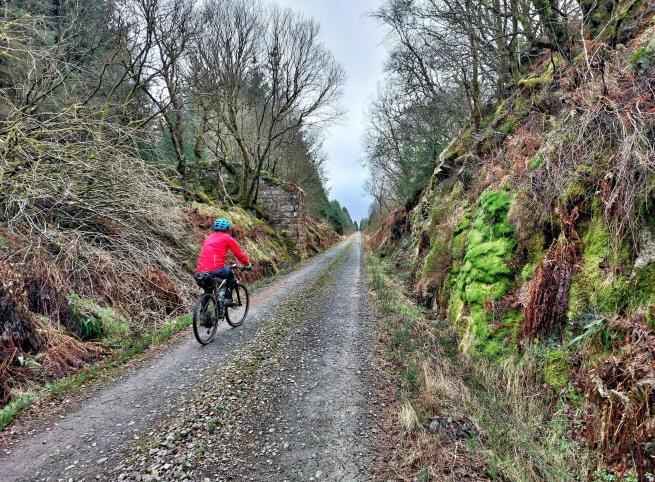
[244, 263, 253, 271]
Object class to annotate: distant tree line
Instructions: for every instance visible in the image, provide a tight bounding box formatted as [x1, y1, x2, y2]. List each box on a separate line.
[0, 0, 353, 233]
[322, 200, 355, 235]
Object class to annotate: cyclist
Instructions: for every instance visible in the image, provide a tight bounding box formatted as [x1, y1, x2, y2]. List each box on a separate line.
[195, 218, 252, 305]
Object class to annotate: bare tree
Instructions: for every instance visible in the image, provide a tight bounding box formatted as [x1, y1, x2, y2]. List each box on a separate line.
[190, 0, 345, 207]
[120, 0, 198, 180]
[363, 77, 457, 204]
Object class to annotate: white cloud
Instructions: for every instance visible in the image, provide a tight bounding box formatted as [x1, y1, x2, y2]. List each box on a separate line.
[270, 0, 386, 221]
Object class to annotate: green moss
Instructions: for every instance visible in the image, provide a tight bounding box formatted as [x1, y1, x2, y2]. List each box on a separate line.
[0, 394, 35, 431]
[513, 96, 533, 113]
[259, 172, 298, 192]
[68, 294, 131, 343]
[451, 209, 473, 257]
[646, 305, 655, 329]
[190, 188, 214, 205]
[421, 236, 450, 280]
[543, 349, 570, 389]
[441, 131, 472, 164]
[518, 62, 555, 90]
[448, 188, 516, 358]
[561, 180, 588, 207]
[520, 258, 540, 282]
[501, 117, 519, 135]
[528, 154, 544, 170]
[629, 264, 655, 308]
[491, 99, 508, 127]
[568, 213, 632, 319]
[503, 308, 523, 327]
[417, 190, 471, 304]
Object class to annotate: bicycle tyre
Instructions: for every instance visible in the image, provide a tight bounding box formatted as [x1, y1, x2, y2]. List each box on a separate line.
[193, 293, 219, 345]
[226, 284, 249, 327]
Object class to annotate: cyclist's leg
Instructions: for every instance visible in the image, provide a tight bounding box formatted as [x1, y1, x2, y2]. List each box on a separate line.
[213, 267, 235, 298]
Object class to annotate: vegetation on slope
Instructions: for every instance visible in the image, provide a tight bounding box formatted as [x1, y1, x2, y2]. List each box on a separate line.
[366, 1, 655, 479]
[0, 0, 350, 426]
[366, 252, 599, 481]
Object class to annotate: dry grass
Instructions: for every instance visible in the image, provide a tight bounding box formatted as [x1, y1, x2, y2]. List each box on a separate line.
[399, 400, 422, 433]
[0, 12, 195, 408]
[0, 106, 194, 320]
[366, 248, 603, 481]
[366, 252, 489, 481]
[527, 47, 655, 253]
[464, 346, 600, 482]
[369, 207, 410, 253]
[419, 358, 461, 410]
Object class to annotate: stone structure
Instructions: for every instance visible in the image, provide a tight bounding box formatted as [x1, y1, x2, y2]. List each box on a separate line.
[257, 178, 306, 249]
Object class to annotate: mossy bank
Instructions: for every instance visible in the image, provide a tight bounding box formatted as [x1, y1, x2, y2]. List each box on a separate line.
[368, 13, 655, 481]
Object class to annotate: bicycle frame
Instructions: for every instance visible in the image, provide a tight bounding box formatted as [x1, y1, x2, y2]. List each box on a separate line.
[212, 273, 244, 307]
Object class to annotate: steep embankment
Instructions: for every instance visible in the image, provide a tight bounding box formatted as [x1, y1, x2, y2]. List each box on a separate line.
[370, 9, 655, 481]
[0, 236, 360, 482]
[0, 185, 338, 429]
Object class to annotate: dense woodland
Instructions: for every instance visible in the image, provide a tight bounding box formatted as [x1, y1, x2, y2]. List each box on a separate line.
[364, 0, 655, 479]
[364, 0, 651, 217]
[0, 0, 355, 224]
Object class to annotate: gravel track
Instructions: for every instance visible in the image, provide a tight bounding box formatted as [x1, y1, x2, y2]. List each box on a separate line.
[0, 234, 375, 482]
[203, 230, 374, 481]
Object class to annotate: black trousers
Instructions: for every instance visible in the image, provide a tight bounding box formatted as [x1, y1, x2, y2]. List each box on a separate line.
[195, 267, 236, 297]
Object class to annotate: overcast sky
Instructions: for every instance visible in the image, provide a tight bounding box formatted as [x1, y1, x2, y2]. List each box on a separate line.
[271, 0, 386, 222]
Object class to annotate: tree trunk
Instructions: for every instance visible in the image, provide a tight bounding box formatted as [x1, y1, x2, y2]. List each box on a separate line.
[493, 0, 512, 97]
[470, 30, 482, 126]
[193, 108, 209, 164]
[534, 0, 570, 57]
[466, 0, 482, 126]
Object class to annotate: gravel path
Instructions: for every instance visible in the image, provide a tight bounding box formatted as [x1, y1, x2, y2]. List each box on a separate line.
[0, 234, 376, 482]
[203, 230, 375, 481]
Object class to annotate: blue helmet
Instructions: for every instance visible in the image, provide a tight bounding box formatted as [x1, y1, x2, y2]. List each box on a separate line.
[213, 218, 231, 232]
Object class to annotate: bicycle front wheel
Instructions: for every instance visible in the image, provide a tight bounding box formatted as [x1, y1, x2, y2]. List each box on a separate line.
[193, 293, 219, 345]
[226, 284, 249, 327]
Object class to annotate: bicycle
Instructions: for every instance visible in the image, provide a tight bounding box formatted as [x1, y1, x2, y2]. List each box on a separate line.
[192, 264, 251, 345]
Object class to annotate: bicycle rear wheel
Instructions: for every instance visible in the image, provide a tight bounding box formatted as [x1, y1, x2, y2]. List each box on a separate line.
[226, 284, 249, 327]
[193, 293, 219, 345]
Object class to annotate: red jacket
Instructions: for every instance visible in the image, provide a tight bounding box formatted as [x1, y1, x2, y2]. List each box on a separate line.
[196, 231, 250, 272]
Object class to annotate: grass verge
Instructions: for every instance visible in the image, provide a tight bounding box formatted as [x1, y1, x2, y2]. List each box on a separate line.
[365, 252, 488, 481]
[0, 314, 193, 432]
[365, 249, 600, 481]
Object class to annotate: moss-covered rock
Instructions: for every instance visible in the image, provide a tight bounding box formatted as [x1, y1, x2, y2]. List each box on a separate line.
[568, 205, 655, 324]
[448, 188, 517, 358]
[581, 0, 653, 45]
[528, 154, 544, 170]
[568, 212, 634, 319]
[630, 37, 655, 74]
[518, 62, 555, 90]
[415, 186, 469, 313]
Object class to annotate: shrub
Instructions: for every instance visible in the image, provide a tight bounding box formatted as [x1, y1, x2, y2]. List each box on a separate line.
[629, 38, 655, 74]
